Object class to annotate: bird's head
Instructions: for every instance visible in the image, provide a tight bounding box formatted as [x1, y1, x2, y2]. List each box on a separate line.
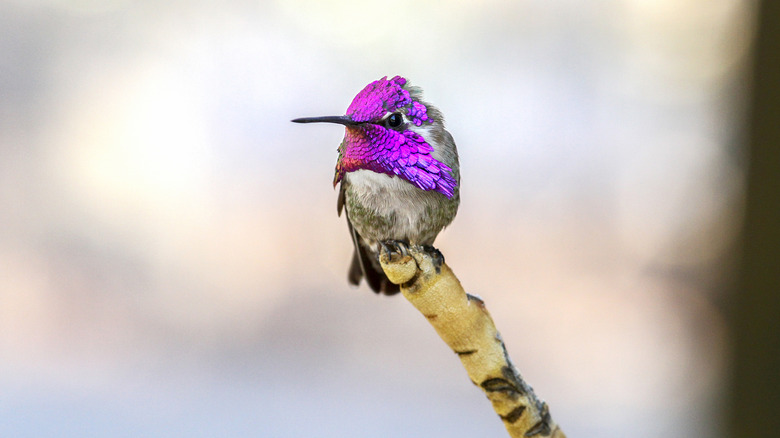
[293, 75, 458, 198]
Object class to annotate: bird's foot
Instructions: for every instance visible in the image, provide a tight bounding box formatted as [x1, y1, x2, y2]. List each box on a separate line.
[422, 245, 444, 274]
[380, 239, 411, 262]
[378, 240, 418, 285]
[378, 242, 448, 287]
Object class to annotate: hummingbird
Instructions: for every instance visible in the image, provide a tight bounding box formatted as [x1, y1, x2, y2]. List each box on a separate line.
[293, 75, 460, 295]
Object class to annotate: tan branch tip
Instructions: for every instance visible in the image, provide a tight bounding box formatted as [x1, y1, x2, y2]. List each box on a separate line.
[379, 245, 565, 438]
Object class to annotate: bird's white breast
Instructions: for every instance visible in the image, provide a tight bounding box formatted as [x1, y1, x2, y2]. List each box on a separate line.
[343, 169, 452, 246]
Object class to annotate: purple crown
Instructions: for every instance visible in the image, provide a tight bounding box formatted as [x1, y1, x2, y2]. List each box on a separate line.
[335, 76, 458, 198]
[346, 76, 409, 122]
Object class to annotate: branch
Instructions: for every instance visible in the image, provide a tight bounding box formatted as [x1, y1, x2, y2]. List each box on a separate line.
[379, 245, 566, 438]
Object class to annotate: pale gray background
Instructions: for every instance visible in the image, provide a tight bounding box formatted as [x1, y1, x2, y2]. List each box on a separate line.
[0, 0, 752, 437]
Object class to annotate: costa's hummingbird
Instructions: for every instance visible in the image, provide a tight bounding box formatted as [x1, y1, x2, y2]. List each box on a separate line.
[293, 75, 460, 295]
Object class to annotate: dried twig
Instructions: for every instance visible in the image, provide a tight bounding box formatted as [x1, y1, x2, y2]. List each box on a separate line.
[379, 245, 565, 438]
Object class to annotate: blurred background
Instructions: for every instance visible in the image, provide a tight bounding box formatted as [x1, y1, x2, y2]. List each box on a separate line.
[0, 0, 758, 437]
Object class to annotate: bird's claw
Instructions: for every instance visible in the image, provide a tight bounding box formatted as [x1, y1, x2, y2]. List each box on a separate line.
[378, 241, 447, 286]
[380, 239, 411, 262]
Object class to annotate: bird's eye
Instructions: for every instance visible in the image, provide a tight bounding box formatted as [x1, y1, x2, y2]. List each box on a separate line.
[387, 113, 403, 128]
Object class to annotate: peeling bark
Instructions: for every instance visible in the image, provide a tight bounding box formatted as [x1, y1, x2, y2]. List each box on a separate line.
[379, 245, 566, 438]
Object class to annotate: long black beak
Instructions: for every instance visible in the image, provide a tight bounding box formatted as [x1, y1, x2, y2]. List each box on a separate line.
[291, 115, 361, 126]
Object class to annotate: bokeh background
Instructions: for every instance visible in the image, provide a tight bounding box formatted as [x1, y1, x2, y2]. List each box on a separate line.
[0, 1, 756, 437]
